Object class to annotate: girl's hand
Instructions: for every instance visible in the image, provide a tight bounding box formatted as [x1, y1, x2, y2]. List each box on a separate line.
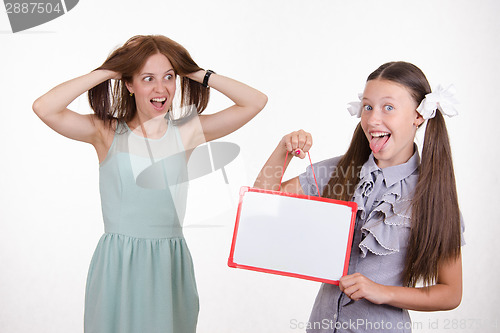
[253, 129, 310, 194]
[280, 130, 313, 159]
[339, 273, 390, 305]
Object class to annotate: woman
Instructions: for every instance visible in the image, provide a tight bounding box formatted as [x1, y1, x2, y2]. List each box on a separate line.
[33, 35, 267, 333]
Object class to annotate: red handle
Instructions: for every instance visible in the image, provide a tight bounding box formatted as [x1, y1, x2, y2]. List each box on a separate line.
[279, 151, 320, 196]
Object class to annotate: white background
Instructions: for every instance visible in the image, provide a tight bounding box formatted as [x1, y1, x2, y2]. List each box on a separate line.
[1, 0, 499, 332]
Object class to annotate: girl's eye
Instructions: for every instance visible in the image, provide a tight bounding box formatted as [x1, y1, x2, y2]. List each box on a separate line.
[363, 105, 373, 111]
[384, 105, 394, 111]
[143, 76, 153, 82]
[165, 74, 173, 80]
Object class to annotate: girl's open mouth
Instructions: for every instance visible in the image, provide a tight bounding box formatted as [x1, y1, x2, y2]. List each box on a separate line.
[370, 132, 391, 153]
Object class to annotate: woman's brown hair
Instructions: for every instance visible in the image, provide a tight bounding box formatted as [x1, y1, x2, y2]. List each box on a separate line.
[322, 61, 461, 287]
[88, 35, 210, 126]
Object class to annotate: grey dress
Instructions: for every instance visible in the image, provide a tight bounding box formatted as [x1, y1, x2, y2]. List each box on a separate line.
[299, 151, 464, 333]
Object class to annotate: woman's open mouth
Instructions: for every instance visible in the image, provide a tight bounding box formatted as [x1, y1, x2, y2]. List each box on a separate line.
[150, 97, 167, 111]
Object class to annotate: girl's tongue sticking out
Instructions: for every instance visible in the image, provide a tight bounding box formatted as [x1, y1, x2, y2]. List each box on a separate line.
[370, 132, 390, 153]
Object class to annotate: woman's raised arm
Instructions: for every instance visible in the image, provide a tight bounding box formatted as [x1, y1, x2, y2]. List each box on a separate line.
[185, 70, 267, 145]
[32, 69, 118, 145]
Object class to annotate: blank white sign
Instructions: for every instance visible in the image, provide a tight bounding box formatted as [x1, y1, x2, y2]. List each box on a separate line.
[229, 187, 356, 284]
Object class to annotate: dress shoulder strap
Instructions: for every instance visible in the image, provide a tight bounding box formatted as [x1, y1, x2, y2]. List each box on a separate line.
[99, 119, 126, 167]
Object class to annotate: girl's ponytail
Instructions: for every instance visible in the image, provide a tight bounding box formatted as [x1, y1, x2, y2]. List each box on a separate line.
[403, 112, 461, 287]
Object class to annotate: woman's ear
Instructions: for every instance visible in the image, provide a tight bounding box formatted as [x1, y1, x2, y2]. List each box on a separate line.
[125, 81, 134, 95]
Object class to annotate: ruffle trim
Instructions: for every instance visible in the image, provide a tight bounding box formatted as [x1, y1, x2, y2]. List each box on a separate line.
[353, 179, 413, 258]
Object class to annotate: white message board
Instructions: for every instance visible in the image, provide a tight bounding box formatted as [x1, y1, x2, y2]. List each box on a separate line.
[228, 187, 357, 284]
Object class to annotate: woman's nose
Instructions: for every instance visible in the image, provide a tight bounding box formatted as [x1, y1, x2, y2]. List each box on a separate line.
[155, 80, 166, 92]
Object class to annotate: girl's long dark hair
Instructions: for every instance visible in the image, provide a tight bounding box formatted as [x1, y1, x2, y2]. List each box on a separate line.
[88, 35, 210, 127]
[322, 62, 461, 287]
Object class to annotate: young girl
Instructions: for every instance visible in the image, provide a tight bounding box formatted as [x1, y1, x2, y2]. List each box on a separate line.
[254, 61, 463, 332]
[33, 35, 267, 333]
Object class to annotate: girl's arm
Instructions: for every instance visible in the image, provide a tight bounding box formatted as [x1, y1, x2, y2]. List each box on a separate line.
[32, 69, 119, 145]
[253, 130, 313, 194]
[340, 254, 462, 311]
[185, 70, 268, 145]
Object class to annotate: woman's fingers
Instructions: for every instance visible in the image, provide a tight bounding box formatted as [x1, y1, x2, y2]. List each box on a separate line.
[99, 69, 121, 80]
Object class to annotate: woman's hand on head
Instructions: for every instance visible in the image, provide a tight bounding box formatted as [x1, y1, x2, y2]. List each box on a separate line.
[280, 130, 313, 159]
[183, 70, 206, 83]
[98, 69, 121, 80]
[339, 273, 390, 305]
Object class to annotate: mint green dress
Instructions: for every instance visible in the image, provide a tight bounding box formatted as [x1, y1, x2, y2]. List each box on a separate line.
[84, 118, 198, 333]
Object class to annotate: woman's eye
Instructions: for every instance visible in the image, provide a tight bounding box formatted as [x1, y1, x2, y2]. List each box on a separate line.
[165, 74, 173, 80]
[363, 105, 373, 111]
[384, 105, 394, 111]
[143, 76, 153, 82]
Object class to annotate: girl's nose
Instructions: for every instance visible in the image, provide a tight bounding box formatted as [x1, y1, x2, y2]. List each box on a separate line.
[365, 108, 382, 126]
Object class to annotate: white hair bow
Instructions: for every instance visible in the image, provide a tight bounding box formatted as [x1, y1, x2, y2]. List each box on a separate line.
[347, 93, 363, 118]
[416, 84, 459, 119]
[347, 84, 459, 119]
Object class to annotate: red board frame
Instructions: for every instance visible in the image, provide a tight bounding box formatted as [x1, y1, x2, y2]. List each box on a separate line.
[228, 186, 357, 285]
